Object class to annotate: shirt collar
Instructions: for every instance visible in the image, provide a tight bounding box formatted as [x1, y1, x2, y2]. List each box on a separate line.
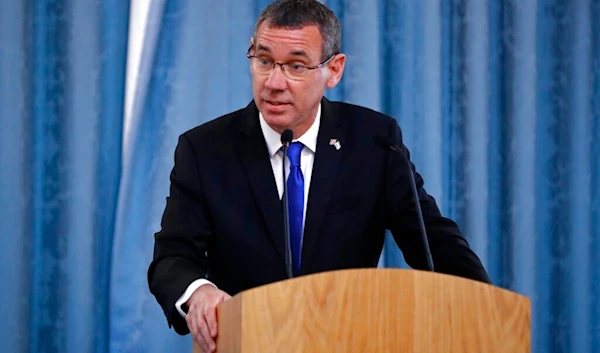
[259, 103, 321, 157]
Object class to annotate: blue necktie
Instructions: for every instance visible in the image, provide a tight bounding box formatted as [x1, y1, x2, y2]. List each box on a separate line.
[286, 142, 304, 275]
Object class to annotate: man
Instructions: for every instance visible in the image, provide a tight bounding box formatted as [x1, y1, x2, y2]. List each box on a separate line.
[148, 0, 491, 352]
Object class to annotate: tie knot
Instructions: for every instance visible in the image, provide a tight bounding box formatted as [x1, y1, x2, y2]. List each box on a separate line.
[287, 141, 303, 167]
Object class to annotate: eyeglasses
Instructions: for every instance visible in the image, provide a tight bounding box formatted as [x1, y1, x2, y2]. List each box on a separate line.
[246, 45, 336, 81]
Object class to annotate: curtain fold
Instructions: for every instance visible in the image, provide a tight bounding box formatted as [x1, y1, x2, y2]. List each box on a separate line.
[0, 1, 129, 352]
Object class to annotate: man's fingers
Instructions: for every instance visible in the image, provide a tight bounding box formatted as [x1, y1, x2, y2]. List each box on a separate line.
[187, 303, 214, 353]
[193, 330, 209, 353]
[205, 302, 218, 337]
[187, 310, 208, 353]
[184, 286, 232, 352]
[198, 313, 216, 352]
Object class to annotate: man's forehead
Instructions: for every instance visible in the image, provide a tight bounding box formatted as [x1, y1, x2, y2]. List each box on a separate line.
[255, 42, 309, 57]
[254, 24, 322, 57]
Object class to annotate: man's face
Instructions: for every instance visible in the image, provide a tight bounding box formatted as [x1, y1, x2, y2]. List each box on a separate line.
[250, 22, 345, 138]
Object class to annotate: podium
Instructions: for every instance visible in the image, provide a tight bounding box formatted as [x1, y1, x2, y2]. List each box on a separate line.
[193, 268, 530, 353]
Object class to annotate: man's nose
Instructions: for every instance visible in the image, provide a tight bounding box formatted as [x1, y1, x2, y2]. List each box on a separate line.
[264, 65, 288, 91]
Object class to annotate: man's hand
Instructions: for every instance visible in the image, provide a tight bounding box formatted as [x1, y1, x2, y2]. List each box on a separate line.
[186, 284, 232, 353]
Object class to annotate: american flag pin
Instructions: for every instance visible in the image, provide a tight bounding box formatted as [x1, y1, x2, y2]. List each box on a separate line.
[329, 138, 341, 150]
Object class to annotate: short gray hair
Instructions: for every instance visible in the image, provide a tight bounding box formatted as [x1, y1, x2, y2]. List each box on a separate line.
[253, 0, 341, 61]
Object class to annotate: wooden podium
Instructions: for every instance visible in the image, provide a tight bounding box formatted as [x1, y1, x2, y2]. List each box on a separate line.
[193, 268, 530, 353]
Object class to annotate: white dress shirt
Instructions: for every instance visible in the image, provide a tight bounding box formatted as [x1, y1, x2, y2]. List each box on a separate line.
[174, 104, 321, 318]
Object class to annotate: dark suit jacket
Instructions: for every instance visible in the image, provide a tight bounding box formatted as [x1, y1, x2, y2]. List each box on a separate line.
[148, 97, 490, 334]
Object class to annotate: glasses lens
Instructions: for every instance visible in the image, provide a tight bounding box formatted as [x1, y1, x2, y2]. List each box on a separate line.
[250, 57, 308, 80]
[252, 57, 272, 74]
[284, 64, 308, 79]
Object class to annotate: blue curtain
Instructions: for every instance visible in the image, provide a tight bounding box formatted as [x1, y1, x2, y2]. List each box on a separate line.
[112, 1, 599, 353]
[0, 1, 129, 353]
[1, 1, 598, 353]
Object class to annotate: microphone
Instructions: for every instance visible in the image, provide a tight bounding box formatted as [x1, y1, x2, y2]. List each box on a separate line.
[280, 129, 294, 278]
[374, 135, 435, 272]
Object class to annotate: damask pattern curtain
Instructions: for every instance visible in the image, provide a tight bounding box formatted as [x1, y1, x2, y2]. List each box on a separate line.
[0, 1, 129, 352]
[0, 1, 598, 353]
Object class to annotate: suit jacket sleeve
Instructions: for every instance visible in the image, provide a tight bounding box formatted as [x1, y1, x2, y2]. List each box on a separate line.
[147, 134, 212, 334]
[384, 121, 491, 283]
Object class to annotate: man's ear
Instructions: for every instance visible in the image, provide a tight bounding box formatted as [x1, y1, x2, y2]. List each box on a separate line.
[326, 54, 346, 89]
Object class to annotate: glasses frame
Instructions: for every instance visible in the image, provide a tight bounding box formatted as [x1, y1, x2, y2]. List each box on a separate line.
[246, 44, 337, 79]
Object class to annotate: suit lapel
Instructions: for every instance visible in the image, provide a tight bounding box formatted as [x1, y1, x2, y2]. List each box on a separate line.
[301, 98, 345, 273]
[235, 101, 287, 266]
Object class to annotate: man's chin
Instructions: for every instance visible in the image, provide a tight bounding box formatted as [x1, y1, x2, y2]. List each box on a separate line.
[262, 115, 294, 133]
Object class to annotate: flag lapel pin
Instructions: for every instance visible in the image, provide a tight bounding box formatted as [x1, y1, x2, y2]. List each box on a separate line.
[329, 138, 341, 150]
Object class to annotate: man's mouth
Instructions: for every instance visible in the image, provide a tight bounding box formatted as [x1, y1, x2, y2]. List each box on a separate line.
[266, 101, 288, 106]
